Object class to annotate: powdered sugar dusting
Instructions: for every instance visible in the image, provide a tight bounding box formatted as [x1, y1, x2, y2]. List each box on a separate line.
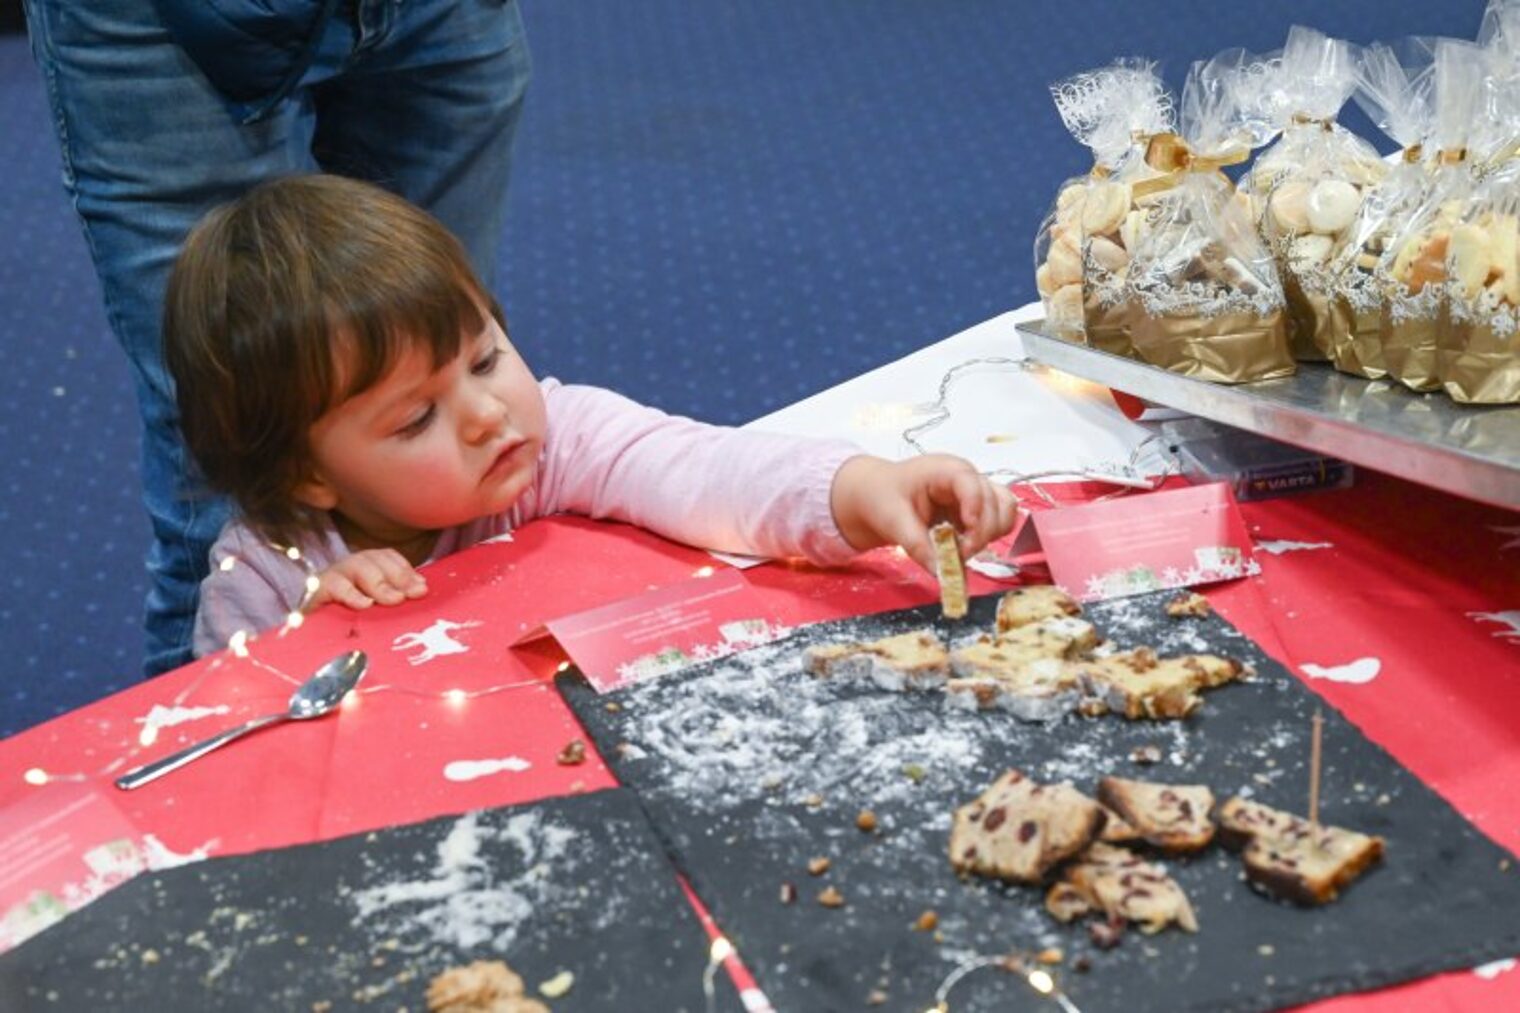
[618, 638, 987, 811]
[350, 810, 575, 952]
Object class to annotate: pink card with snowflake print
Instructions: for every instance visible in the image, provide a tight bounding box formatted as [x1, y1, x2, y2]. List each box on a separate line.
[533, 568, 793, 692]
[1031, 482, 1257, 603]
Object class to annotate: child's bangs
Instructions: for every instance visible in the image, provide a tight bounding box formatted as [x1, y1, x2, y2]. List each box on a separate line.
[321, 267, 490, 409]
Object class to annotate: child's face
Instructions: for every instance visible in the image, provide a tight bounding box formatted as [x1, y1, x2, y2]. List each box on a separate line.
[296, 316, 547, 547]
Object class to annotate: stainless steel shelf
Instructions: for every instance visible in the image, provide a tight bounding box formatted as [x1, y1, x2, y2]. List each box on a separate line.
[1015, 320, 1520, 511]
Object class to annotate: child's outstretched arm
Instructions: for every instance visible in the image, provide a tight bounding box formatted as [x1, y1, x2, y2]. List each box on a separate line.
[828, 453, 1018, 574]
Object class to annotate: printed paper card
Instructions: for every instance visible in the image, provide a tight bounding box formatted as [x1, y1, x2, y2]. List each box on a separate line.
[1031, 482, 1257, 602]
[0, 780, 146, 953]
[524, 569, 791, 692]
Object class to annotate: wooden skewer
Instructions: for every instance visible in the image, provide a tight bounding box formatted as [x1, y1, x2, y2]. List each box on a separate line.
[1308, 709, 1324, 834]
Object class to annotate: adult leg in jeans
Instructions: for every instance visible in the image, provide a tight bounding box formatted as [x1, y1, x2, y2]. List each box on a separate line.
[23, 0, 317, 674]
[25, 0, 530, 676]
[309, 0, 531, 289]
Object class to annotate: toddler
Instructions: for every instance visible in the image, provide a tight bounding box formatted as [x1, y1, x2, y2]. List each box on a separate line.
[164, 175, 1016, 656]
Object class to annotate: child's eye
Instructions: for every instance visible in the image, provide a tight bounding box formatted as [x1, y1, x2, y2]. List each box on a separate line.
[396, 404, 436, 438]
[471, 346, 503, 376]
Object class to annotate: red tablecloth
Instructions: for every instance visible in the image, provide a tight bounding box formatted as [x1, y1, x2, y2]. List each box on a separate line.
[3, 471, 1517, 1009]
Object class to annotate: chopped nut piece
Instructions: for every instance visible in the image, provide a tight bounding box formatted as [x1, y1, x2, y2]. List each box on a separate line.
[804, 793, 825, 808]
[807, 857, 831, 876]
[902, 763, 927, 783]
[1258, 944, 1275, 957]
[856, 810, 878, 833]
[1130, 744, 1163, 765]
[779, 881, 797, 905]
[1072, 956, 1092, 973]
[1165, 591, 1212, 618]
[539, 971, 575, 998]
[1088, 917, 1125, 950]
[913, 910, 939, 932]
[818, 886, 846, 908]
[866, 989, 889, 1006]
[312, 1002, 333, 1013]
[426, 960, 545, 1013]
[555, 739, 586, 765]
[604, 701, 622, 712]
[1036, 947, 1064, 965]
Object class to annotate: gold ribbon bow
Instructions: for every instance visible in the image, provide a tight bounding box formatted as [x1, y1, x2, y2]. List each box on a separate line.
[1125, 133, 1249, 198]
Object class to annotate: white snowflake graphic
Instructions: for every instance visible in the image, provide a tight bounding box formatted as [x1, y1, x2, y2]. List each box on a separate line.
[611, 620, 793, 687]
[1161, 566, 1181, 585]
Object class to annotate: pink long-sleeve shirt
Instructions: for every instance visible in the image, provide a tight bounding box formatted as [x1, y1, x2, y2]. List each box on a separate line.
[192, 379, 863, 656]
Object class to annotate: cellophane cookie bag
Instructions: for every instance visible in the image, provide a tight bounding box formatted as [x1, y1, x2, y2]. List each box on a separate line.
[1327, 39, 1438, 379]
[1377, 38, 1485, 392]
[1035, 60, 1173, 351]
[1240, 26, 1389, 363]
[1437, 7, 1520, 403]
[1121, 51, 1294, 382]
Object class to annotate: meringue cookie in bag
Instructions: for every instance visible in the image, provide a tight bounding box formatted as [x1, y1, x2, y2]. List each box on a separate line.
[1307, 179, 1362, 234]
[1269, 180, 1313, 234]
[1081, 181, 1133, 236]
[1240, 26, 1387, 361]
[1034, 59, 1174, 343]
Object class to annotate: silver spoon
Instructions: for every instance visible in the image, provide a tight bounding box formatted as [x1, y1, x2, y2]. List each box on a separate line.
[115, 650, 368, 791]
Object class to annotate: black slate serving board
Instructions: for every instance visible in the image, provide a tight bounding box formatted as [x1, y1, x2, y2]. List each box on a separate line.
[0, 788, 734, 1012]
[561, 590, 1520, 1012]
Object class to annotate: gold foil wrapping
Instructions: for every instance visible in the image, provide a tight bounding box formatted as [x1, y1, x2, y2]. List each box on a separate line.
[1083, 294, 1138, 358]
[1325, 303, 1386, 379]
[1380, 305, 1444, 392]
[1128, 309, 1295, 383]
[1282, 275, 1336, 361]
[1440, 318, 1520, 403]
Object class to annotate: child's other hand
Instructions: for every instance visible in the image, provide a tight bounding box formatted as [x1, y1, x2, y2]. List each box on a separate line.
[312, 549, 429, 610]
[830, 454, 1017, 573]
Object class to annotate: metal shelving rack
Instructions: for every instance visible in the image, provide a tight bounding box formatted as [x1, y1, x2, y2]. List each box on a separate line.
[1015, 320, 1520, 511]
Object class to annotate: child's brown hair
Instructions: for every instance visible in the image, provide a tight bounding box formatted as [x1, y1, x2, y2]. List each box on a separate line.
[164, 174, 505, 547]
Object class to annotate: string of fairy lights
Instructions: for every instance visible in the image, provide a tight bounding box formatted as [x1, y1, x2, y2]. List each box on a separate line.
[19, 542, 560, 786]
[898, 354, 1174, 505]
[19, 352, 1154, 1010]
[699, 934, 1087, 1013]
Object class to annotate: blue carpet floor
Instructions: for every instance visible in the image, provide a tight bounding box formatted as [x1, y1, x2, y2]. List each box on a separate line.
[0, 0, 1488, 736]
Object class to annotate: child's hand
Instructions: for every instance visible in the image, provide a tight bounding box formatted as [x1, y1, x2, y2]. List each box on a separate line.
[830, 454, 1017, 573]
[311, 549, 429, 610]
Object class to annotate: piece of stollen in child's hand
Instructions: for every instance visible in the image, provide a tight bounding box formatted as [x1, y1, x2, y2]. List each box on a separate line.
[929, 521, 969, 620]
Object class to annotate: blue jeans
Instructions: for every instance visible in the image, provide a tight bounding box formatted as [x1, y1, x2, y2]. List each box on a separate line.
[24, 0, 530, 676]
